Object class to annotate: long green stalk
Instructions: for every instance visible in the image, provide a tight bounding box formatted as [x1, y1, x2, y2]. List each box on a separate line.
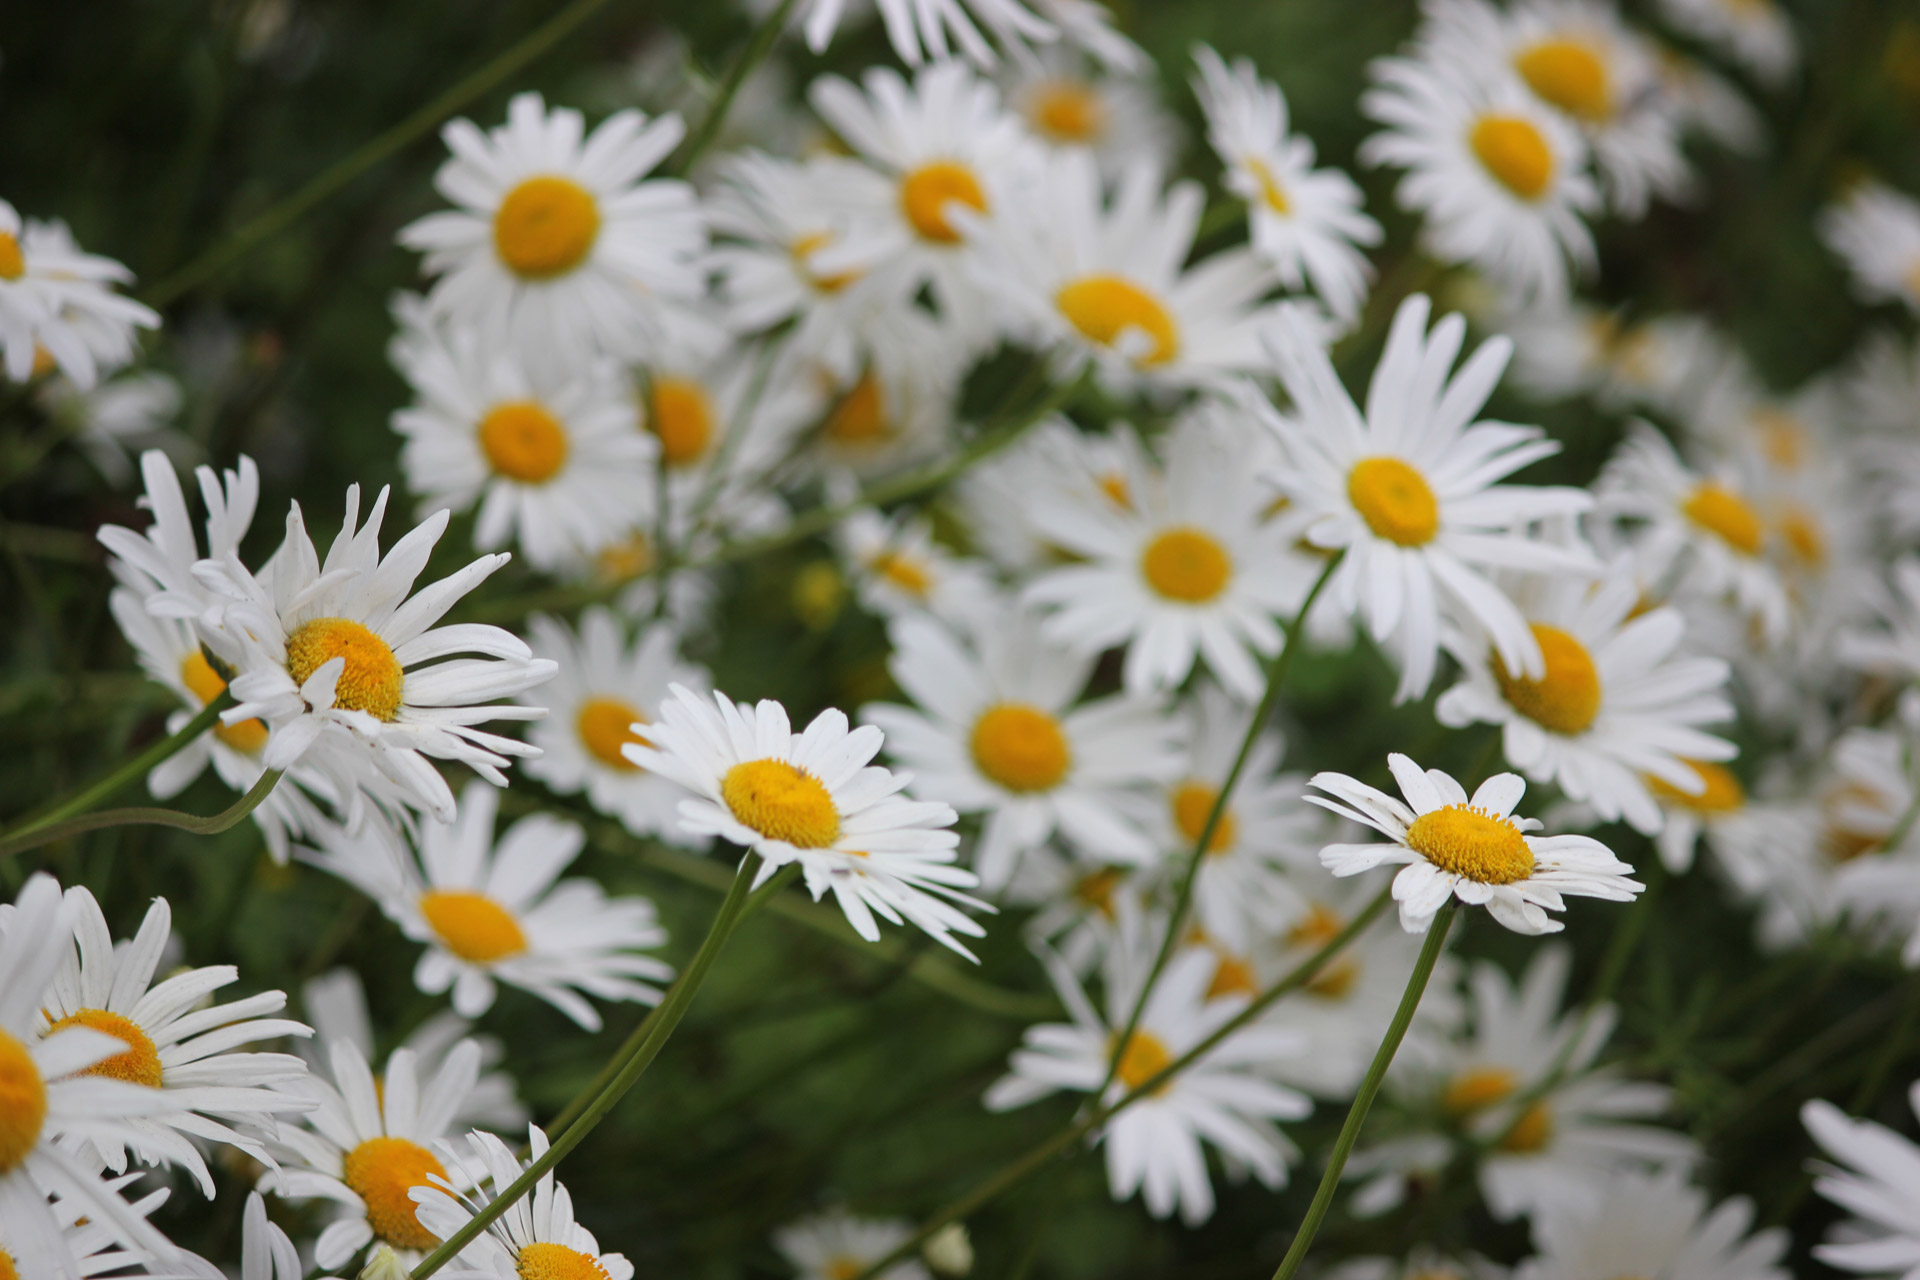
[0, 768, 283, 860]
[670, 0, 801, 176]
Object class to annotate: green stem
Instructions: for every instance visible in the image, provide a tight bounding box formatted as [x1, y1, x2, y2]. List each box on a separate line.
[1270, 901, 1457, 1280]
[670, 0, 801, 176]
[0, 768, 283, 860]
[412, 852, 765, 1280]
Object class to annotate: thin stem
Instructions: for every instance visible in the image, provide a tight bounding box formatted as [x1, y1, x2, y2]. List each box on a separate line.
[670, 0, 801, 176]
[1270, 901, 1458, 1280]
[413, 852, 765, 1280]
[0, 768, 283, 860]
[3, 693, 231, 841]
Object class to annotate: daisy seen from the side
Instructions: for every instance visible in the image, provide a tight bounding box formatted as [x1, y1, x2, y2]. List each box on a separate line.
[1802, 1081, 1920, 1279]
[0, 199, 158, 389]
[773, 1209, 930, 1280]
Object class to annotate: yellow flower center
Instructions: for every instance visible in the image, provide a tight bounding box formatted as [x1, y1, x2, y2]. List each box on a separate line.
[516, 1243, 610, 1280]
[44, 1010, 163, 1088]
[1170, 781, 1238, 854]
[1500, 1100, 1554, 1152]
[1822, 784, 1885, 864]
[1288, 905, 1361, 998]
[824, 1259, 865, 1280]
[1514, 39, 1613, 121]
[1681, 482, 1764, 556]
[285, 618, 405, 721]
[1348, 457, 1440, 547]
[0, 1246, 15, 1280]
[900, 161, 988, 244]
[179, 649, 269, 753]
[970, 703, 1073, 793]
[1777, 504, 1826, 567]
[0, 232, 23, 281]
[0, 1029, 48, 1172]
[479, 400, 569, 484]
[791, 232, 861, 294]
[576, 696, 648, 772]
[869, 550, 933, 597]
[1074, 867, 1124, 918]
[1404, 805, 1535, 885]
[1248, 157, 1292, 214]
[341, 1136, 448, 1250]
[647, 377, 716, 468]
[1442, 1065, 1518, 1114]
[1097, 472, 1132, 508]
[1140, 527, 1232, 603]
[1751, 408, 1806, 470]
[1469, 115, 1555, 201]
[1648, 760, 1745, 813]
[1055, 275, 1181, 366]
[1030, 81, 1107, 143]
[1495, 623, 1602, 736]
[419, 891, 528, 964]
[1110, 1029, 1174, 1092]
[824, 373, 889, 445]
[1207, 953, 1259, 1000]
[595, 534, 653, 583]
[493, 176, 601, 279]
[720, 760, 841, 847]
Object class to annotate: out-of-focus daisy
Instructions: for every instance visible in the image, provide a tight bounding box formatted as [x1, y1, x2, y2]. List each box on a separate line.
[1361, 51, 1598, 303]
[1192, 46, 1381, 322]
[197, 484, 557, 825]
[803, 310, 966, 478]
[1641, 758, 1820, 877]
[1821, 180, 1920, 316]
[834, 504, 998, 627]
[1513, 1168, 1788, 1280]
[774, 1209, 930, 1280]
[1502, 304, 1726, 416]
[522, 609, 710, 841]
[954, 415, 1156, 574]
[863, 606, 1183, 891]
[410, 1127, 632, 1280]
[1010, 847, 1145, 976]
[626, 685, 990, 958]
[1260, 295, 1597, 701]
[797, 0, 1055, 67]
[397, 92, 704, 366]
[39, 370, 183, 487]
[1840, 557, 1920, 699]
[0, 199, 158, 388]
[1803, 1083, 1920, 1279]
[1655, 0, 1797, 85]
[1310, 754, 1643, 935]
[1653, 44, 1765, 152]
[1003, 47, 1179, 179]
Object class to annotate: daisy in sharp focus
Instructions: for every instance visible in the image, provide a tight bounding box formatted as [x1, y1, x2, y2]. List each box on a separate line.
[1309, 753, 1643, 934]
[0, 199, 158, 389]
[397, 92, 704, 367]
[1259, 294, 1598, 702]
[626, 685, 991, 959]
[774, 1209, 930, 1280]
[1820, 179, 1920, 317]
[1512, 1168, 1788, 1280]
[1192, 45, 1382, 324]
[1803, 1082, 1920, 1279]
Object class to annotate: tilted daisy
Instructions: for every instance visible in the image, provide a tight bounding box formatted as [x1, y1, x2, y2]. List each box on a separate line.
[196, 484, 557, 825]
[410, 1127, 632, 1280]
[1820, 179, 1920, 316]
[798, 0, 1055, 67]
[774, 1209, 930, 1280]
[834, 504, 998, 628]
[1010, 848, 1145, 977]
[1802, 1082, 1920, 1279]
[0, 199, 158, 388]
[397, 91, 704, 366]
[1641, 758, 1821, 878]
[1513, 1169, 1788, 1280]
[1309, 754, 1643, 935]
[1259, 294, 1597, 701]
[1655, 0, 1797, 85]
[1192, 46, 1382, 323]
[954, 415, 1160, 574]
[803, 311, 969, 479]
[38, 888, 314, 1198]
[625, 685, 990, 958]
[521, 609, 710, 841]
[862, 605, 1183, 891]
[1502, 303, 1725, 417]
[1002, 46, 1178, 179]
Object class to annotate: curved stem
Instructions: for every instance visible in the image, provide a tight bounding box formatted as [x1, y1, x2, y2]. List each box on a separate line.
[1269, 901, 1457, 1280]
[0, 767, 283, 860]
[670, 0, 801, 177]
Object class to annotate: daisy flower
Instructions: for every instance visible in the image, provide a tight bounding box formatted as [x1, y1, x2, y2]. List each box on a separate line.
[1803, 1083, 1920, 1278]
[625, 685, 991, 959]
[1010, 847, 1145, 976]
[862, 605, 1183, 891]
[1361, 49, 1599, 304]
[1309, 753, 1643, 935]
[1513, 1169, 1788, 1280]
[1192, 45, 1382, 322]
[773, 1209, 930, 1280]
[43, 1175, 185, 1280]
[953, 415, 1158, 574]
[1002, 46, 1179, 179]
[803, 311, 967, 478]
[1502, 304, 1726, 416]
[397, 92, 705, 367]
[834, 504, 998, 628]
[196, 483, 557, 825]
[521, 609, 710, 841]
[1259, 294, 1597, 701]
[0, 199, 158, 389]
[798, 0, 1056, 67]
[38, 888, 314, 1198]
[39, 370, 183, 487]
[1641, 758, 1821, 877]
[1821, 180, 1920, 316]
[182, 1192, 302, 1280]
[1654, 0, 1797, 85]
[1840, 557, 1920, 695]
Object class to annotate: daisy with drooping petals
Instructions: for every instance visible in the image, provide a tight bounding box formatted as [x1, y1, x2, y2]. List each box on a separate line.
[774, 1209, 930, 1280]
[626, 685, 991, 958]
[1820, 180, 1920, 316]
[0, 199, 158, 389]
[1002, 46, 1179, 179]
[1192, 46, 1381, 323]
[1802, 1083, 1920, 1279]
[397, 92, 705, 367]
[1513, 1168, 1788, 1280]
[1310, 754, 1643, 934]
[798, 0, 1056, 67]
[1259, 295, 1598, 701]
[1655, 0, 1797, 85]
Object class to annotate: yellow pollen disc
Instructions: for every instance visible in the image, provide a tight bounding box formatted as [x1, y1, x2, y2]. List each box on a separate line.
[970, 703, 1073, 793]
[720, 760, 841, 847]
[647, 377, 716, 468]
[1248, 157, 1292, 214]
[791, 561, 846, 630]
[1097, 472, 1132, 507]
[1031, 81, 1107, 143]
[0, 1029, 48, 1173]
[870, 550, 933, 598]
[285, 618, 405, 722]
[0, 231, 23, 281]
[1777, 504, 1827, 567]
[824, 1259, 865, 1280]
[1170, 781, 1238, 854]
[30, 345, 56, 377]
[1751, 408, 1806, 470]
[1348, 456, 1440, 547]
[1681, 482, 1765, 556]
[1405, 804, 1535, 885]
[419, 891, 528, 964]
[1140, 527, 1233, 603]
[493, 175, 601, 279]
[1501, 1100, 1554, 1152]
[515, 1242, 611, 1280]
[1469, 114, 1555, 201]
[1111, 1030, 1174, 1093]
[1495, 623, 1602, 736]
[1055, 275, 1181, 366]
[576, 696, 649, 772]
[44, 1010, 163, 1088]
[0, 1246, 15, 1280]
[1074, 867, 1124, 918]
[1649, 760, 1744, 813]
[341, 1136, 447, 1250]
[824, 373, 889, 444]
[791, 231, 862, 293]
[900, 161, 988, 244]
[1514, 39, 1613, 121]
[180, 649, 270, 753]
[1286, 905, 1361, 997]
[595, 534, 653, 583]
[1207, 954, 1259, 1000]
[1442, 1065, 1518, 1114]
[479, 400, 569, 484]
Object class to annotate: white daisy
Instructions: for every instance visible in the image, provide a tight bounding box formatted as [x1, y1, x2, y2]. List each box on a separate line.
[625, 685, 991, 958]
[1655, 0, 1797, 85]
[862, 604, 1183, 891]
[798, 0, 1056, 67]
[42, 1174, 187, 1280]
[1803, 1083, 1920, 1278]
[1641, 758, 1820, 877]
[1259, 294, 1598, 701]
[181, 1192, 302, 1280]
[953, 415, 1154, 575]
[397, 92, 705, 367]
[773, 1209, 930, 1280]
[1821, 180, 1920, 317]
[39, 370, 183, 487]
[1501, 303, 1728, 417]
[1513, 1168, 1788, 1280]
[834, 504, 998, 628]
[1653, 45, 1765, 152]
[1009, 848, 1144, 977]
[1002, 46, 1179, 179]
[1310, 753, 1643, 935]
[802, 312, 967, 479]
[0, 200, 158, 389]
[1192, 45, 1382, 322]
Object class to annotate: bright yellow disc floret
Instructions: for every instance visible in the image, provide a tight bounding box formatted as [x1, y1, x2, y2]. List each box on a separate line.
[1514, 39, 1613, 121]
[44, 1009, 163, 1088]
[342, 1136, 448, 1250]
[900, 161, 988, 244]
[479, 400, 570, 484]
[576, 696, 649, 772]
[419, 890, 529, 964]
[1404, 804, 1535, 885]
[0, 1029, 48, 1173]
[1140, 527, 1233, 603]
[493, 176, 601, 279]
[720, 760, 842, 847]
[1495, 623, 1602, 736]
[1348, 456, 1440, 547]
[516, 1243, 612, 1280]
[1055, 275, 1181, 366]
[1469, 115, 1555, 200]
[285, 618, 405, 722]
[970, 703, 1073, 794]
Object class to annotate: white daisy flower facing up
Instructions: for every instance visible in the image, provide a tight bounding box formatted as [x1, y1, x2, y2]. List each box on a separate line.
[1310, 754, 1643, 935]
[1192, 46, 1382, 323]
[862, 606, 1183, 892]
[1259, 294, 1597, 701]
[37, 888, 314, 1198]
[1003, 46, 1179, 179]
[197, 484, 557, 825]
[1513, 1168, 1788, 1280]
[626, 685, 991, 959]
[1803, 1082, 1920, 1279]
[1821, 180, 1920, 317]
[834, 505, 998, 629]
[522, 609, 710, 841]
[0, 199, 158, 389]
[1655, 0, 1797, 86]
[397, 92, 704, 367]
[774, 1209, 930, 1280]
